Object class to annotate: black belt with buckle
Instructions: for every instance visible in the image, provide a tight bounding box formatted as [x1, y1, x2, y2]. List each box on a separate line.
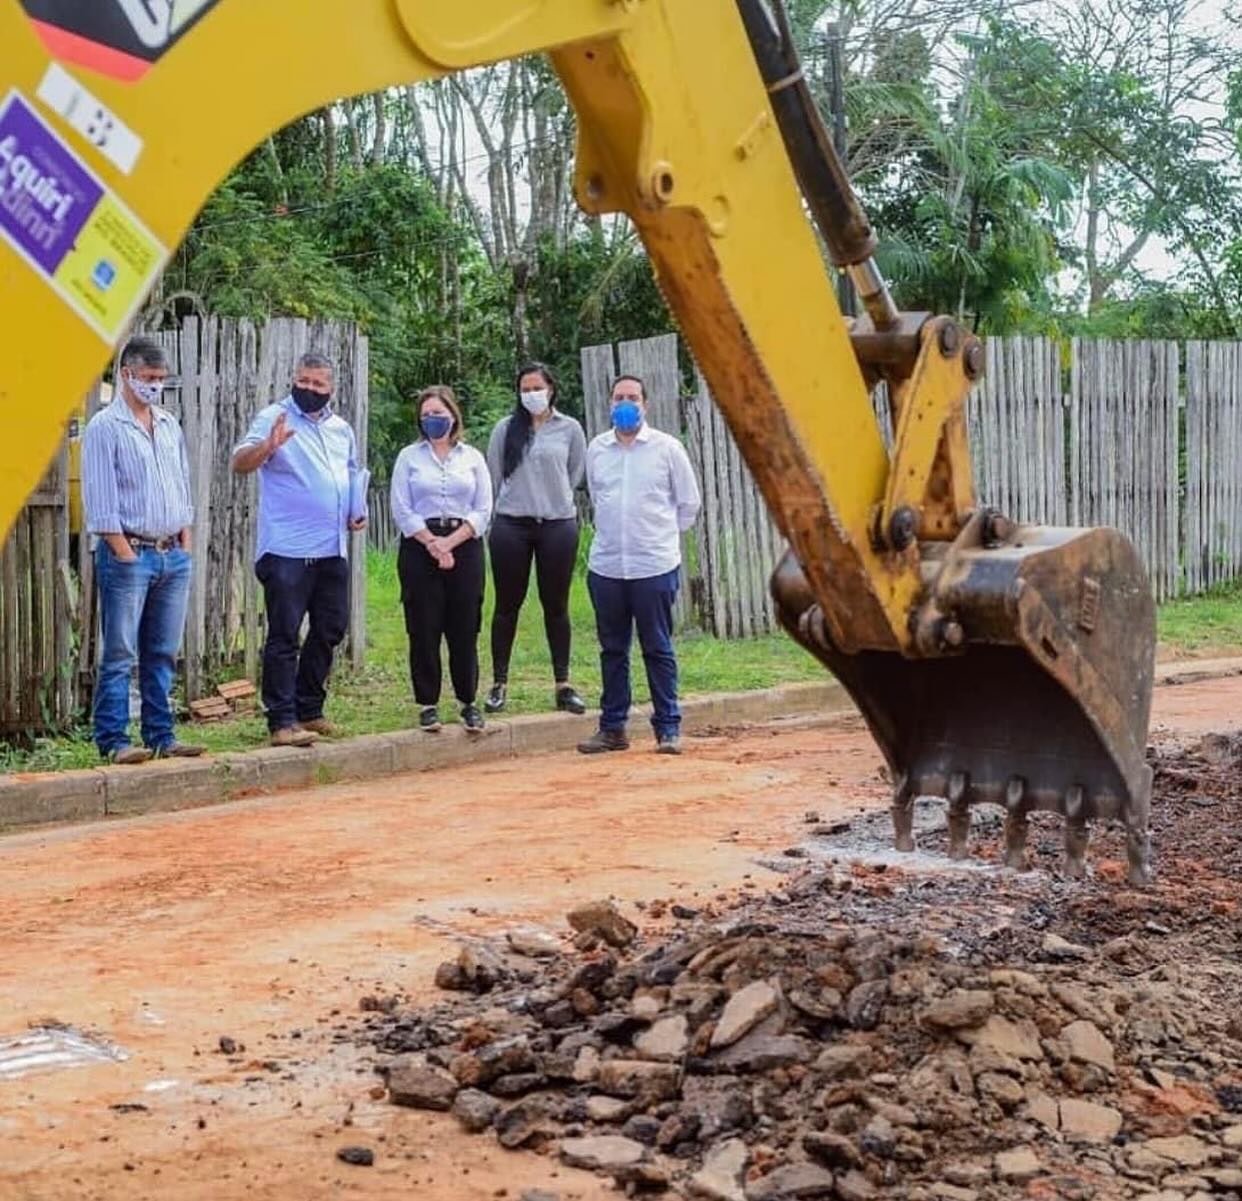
[124, 533, 177, 552]
[426, 518, 464, 534]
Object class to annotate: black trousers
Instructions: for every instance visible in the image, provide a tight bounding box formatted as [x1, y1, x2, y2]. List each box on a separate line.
[487, 514, 578, 683]
[257, 553, 350, 732]
[398, 533, 484, 707]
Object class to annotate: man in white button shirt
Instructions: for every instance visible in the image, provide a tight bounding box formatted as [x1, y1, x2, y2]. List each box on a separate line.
[578, 374, 701, 755]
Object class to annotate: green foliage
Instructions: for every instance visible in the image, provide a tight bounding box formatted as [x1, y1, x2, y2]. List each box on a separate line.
[171, 128, 671, 474]
[1054, 286, 1237, 340]
[165, 0, 1242, 453]
[523, 226, 673, 415]
[175, 180, 368, 320]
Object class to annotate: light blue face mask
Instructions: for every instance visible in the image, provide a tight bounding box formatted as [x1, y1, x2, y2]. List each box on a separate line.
[127, 374, 163, 406]
[611, 399, 642, 434]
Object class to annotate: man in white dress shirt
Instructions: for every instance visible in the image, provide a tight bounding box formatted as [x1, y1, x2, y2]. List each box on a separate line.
[578, 374, 701, 755]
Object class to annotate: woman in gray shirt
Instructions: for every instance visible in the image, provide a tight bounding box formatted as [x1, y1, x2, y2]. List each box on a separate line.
[484, 363, 588, 715]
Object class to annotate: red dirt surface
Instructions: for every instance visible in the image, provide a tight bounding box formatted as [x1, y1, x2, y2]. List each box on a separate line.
[1, 675, 1240, 1200]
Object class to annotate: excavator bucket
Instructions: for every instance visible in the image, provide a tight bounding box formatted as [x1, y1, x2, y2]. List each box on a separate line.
[772, 522, 1156, 885]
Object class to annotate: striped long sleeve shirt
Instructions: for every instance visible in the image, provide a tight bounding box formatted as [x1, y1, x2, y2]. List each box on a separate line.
[81, 397, 194, 539]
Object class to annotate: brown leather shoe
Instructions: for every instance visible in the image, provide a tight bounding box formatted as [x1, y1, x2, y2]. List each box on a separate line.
[153, 741, 205, 758]
[577, 728, 629, 754]
[297, 718, 340, 738]
[271, 726, 317, 748]
[107, 745, 154, 766]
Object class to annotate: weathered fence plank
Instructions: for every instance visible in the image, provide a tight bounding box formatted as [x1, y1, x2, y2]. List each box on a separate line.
[1063, 338, 1182, 600]
[688, 375, 726, 637]
[1184, 343, 1203, 595]
[579, 343, 616, 441]
[0, 432, 69, 733]
[1184, 339, 1242, 595]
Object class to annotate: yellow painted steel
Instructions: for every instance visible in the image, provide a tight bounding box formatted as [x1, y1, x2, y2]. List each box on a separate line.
[884, 320, 978, 541]
[0, 0, 921, 651]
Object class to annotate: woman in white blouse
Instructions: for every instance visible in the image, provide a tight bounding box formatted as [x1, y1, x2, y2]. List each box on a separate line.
[389, 386, 493, 733]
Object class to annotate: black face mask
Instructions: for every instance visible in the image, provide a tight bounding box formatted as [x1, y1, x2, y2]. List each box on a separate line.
[292, 385, 331, 414]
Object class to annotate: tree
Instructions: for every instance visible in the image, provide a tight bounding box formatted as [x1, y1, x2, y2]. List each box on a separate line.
[836, 14, 1074, 329]
[1022, 0, 1236, 321]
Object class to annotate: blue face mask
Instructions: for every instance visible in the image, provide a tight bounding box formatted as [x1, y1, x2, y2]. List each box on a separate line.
[611, 400, 643, 434]
[420, 414, 453, 441]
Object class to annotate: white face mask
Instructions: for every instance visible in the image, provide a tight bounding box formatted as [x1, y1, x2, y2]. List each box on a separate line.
[127, 374, 163, 406]
[520, 388, 550, 416]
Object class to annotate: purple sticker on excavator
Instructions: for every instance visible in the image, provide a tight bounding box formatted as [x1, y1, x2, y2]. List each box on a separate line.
[0, 90, 102, 276]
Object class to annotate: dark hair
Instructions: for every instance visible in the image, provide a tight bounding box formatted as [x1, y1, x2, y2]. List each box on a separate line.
[417, 385, 464, 445]
[296, 351, 334, 374]
[119, 336, 168, 372]
[611, 373, 647, 400]
[502, 362, 558, 480]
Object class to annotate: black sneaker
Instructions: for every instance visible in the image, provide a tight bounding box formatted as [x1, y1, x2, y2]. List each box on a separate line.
[419, 706, 441, 733]
[461, 704, 485, 734]
[555, 685, 586, 715]
[656, 733, 682, 755]
[483, 683, 507, 713]
[577, 728, 629, 754]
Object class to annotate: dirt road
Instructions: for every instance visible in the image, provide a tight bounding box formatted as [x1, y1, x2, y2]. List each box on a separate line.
[3, 676, 1241, 1200]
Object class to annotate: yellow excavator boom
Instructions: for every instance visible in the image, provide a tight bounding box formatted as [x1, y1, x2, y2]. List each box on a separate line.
[0, 0, 1155, 881]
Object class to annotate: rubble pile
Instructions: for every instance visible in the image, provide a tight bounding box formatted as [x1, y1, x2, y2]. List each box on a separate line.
[350, 733, 1242, 1200]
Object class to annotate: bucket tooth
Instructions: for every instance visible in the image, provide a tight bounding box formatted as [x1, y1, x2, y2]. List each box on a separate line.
[891, 774, 914, 853]
[1003, 775, 1029, 870]
[1126, 824, 1152, 887]
[946, 770, 970, 860]
[1064, 785, 1087, 878]
[1125, 773, 1153, 887]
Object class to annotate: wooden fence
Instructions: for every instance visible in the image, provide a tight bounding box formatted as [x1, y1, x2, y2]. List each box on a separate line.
[0, 316, 368, 735]
[0, 445, 73, 733]
[367, 487, 399, 551]
[7, 325, 1241, 734]
[1184, 341, 1242, 593]
[581, 333, 1235, 638]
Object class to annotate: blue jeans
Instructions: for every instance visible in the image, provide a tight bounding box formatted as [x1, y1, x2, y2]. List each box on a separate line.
[587, 568, 681, 737]
[93, 543, 192, 755]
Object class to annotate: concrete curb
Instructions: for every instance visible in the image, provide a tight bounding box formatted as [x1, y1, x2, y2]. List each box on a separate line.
[0, 679, 854, 834]
[1153, 656, 1242, 685]
[4, 657, 1239, 835]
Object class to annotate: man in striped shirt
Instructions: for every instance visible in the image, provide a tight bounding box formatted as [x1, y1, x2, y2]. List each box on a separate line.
[82, 336, 203, 765]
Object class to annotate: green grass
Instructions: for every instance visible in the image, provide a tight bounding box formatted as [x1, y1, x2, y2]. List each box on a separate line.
[0, 548, 822, 774]
[9, 556, 1242, 775]
[1157, 579, 1242, 657]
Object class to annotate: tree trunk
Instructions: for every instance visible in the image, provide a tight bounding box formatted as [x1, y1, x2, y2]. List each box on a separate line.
[511, 257, 531, 361]
[370, 92, 387, 166]
[321, 108, 337, 193]
[264, 136, 288, 205]
[344, 99, 364, 169]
